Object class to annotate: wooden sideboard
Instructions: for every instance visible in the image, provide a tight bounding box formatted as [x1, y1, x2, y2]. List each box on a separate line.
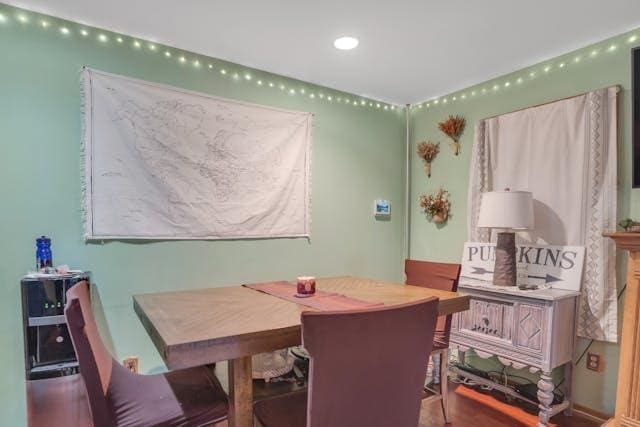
[450, 282, 580, 427]
[603, 232, 640, 427]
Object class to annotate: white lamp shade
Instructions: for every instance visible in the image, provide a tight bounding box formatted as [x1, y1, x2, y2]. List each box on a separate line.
[477, 190, 534, 230]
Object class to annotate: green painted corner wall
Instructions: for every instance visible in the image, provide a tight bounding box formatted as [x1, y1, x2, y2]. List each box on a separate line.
[2, 1, 639, 423]
[0, 4, 405, 425]
[408, 31, 640, 415]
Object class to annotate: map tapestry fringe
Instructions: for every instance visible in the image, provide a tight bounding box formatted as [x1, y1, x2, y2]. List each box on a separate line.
[81, 68, 312, 240]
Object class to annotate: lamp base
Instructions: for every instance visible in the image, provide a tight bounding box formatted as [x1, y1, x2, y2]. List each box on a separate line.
[494, 232, 517, 286]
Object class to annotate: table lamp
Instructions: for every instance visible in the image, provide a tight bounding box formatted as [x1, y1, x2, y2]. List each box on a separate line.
[477, 189, 534, 286]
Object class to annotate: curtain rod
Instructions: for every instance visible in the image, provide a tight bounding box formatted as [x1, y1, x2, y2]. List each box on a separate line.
[481, 84, 621, 121]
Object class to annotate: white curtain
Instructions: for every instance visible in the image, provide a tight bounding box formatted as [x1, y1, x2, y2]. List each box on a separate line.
[467, 87, 618, 342]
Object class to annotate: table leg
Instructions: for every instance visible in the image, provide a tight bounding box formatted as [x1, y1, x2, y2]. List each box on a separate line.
[228, 356, 253, 427]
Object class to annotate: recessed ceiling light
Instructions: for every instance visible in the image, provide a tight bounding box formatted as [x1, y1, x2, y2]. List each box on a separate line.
[334, 36, 359, 50]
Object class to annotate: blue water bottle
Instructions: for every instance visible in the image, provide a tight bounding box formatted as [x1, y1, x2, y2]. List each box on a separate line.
[36, 236, 52, 269]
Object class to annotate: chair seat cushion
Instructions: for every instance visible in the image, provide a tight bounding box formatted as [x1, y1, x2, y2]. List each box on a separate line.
[254, 390, 307, 427]
[108, 364, 228, 427]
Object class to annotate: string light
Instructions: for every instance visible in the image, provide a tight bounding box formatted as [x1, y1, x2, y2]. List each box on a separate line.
[629, 35, 638, 43]
[529, 71, 536, 78]
[608, 44, 617, 52]
[558, 62, 565, 68]
[544, 65, 551, 72]
[504, 81, 510, 87]
[0, 7, 402, 114]
[516, 77, 523, 84]
[590, 49, 599, 57]
[574, 56, 581, 63]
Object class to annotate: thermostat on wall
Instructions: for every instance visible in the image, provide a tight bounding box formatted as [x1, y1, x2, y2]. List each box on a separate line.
[374, 199, 391, 217]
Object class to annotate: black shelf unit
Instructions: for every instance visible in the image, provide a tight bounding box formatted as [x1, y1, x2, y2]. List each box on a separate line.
[21, 272, 90, 380]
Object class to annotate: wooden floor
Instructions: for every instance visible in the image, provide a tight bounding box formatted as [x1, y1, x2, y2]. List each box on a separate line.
[28, 376, 600, 427]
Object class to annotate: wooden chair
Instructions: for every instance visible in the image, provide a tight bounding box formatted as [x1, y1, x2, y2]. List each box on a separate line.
[64, 281, 228, 427]
[405, 259, 462, 424]
[253, 298, 440, 427]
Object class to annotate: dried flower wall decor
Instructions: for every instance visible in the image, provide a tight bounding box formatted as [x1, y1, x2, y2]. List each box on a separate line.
[438, 115, 466, 156]
[419, 188, 451, 224]
[416, 141, 440, 177]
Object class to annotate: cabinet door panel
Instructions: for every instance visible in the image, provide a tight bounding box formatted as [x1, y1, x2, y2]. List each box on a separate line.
[516, 304, 544, 352]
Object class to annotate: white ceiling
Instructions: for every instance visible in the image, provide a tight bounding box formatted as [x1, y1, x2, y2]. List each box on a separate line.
[6, 0, 640, 104]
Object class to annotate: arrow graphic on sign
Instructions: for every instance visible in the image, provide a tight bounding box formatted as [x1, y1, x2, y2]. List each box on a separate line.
[470, 267, 562, 284]
[527, 274, 562, 284]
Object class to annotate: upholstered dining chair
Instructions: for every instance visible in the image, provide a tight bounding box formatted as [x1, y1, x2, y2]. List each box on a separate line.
[253, 297, 440, 427]
[404, 259, 462, 424]
[64, 281, 229, 427]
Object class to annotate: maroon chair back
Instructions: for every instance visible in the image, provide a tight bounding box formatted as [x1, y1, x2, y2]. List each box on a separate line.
[302, 297, 439, 427]
[405, 259, 461, 349]
[64, 281, 117, 426]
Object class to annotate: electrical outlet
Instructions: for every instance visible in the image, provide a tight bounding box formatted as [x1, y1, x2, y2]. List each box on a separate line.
[123, 356, 139, 373]
[586, 353, 601, 372]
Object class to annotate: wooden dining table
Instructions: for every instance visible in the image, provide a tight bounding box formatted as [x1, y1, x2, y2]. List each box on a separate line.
[133, 276, 470, 427]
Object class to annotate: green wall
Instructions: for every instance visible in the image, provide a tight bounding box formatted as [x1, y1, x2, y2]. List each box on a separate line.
[2, 1, 638, 423]
[409, 30, 640, 415]
[0, 4, 405, 425]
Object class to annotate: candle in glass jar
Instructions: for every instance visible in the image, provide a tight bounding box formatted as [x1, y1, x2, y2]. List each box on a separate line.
[296, 276, 316, 296]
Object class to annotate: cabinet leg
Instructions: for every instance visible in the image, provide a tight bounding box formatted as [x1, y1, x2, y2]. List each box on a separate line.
[563, 362, 573, 416]
[537, 371, 554, 427]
